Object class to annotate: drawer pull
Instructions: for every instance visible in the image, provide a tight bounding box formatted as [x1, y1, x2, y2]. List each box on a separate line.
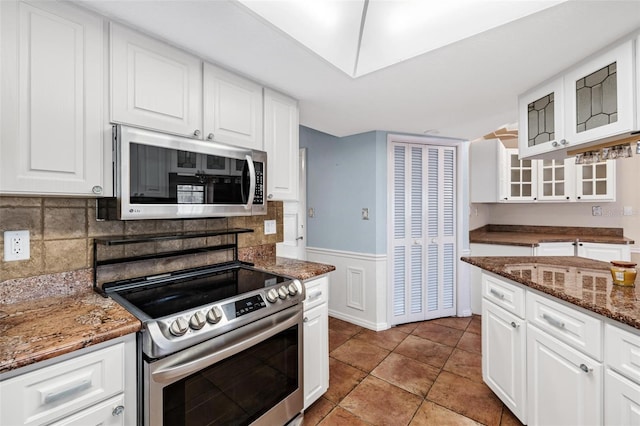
[542, 313, 565, 329]
[308, 291, 323, 302]
[303, 317, 309, 323]
[579, 363, 592, 373]
[112, 405, 125, 416]
[490, 288, 505, 299]
[42, 377, 92, 404]
[510, 321, 519, 329]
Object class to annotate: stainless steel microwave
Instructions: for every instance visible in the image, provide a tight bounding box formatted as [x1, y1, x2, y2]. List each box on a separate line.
[98, 125, 266, 220]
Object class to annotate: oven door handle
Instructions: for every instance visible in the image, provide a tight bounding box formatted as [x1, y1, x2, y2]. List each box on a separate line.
[245, 154, 256, 210]
[150, 307, 301, 384]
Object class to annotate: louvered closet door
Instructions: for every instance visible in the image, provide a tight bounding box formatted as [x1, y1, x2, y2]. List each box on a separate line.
[390, 143, 456, 326]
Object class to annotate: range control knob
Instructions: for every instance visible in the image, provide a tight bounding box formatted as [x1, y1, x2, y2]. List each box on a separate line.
[287, 283, 299, 296]
[189, 311, 206, 330]
[266, 288, 279, 303]
[207, 306, 223, 324]
[169, 317, 189, 336]
[278, 286, 288, 300]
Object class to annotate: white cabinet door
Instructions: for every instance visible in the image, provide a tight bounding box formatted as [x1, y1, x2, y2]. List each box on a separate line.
[605, 368, 640, 426]
[0, 0, 104, 196]
[203, 63, 263, 150]
[482, 300, 527, 424]
[502, 149, 537, 201]
[577, 242, 630, 262]
[518, 77, 566, 159]
[575, 160, 616, 201]
[263, 88, 299, 201]
[537, 158, 574, 201]
[48, 394, 125, 426]
[110, 23, 202, 138]
[564, 40, 636, 146]
[303, 302, 328, 409]
[527, 324, 603, 426]
[470, 139, 503, 203]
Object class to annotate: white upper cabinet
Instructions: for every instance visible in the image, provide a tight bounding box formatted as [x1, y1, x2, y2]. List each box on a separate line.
[518, 77, 566, 159]
[537, 158, 573, 201]
[0, 0, 104, 196]
[564, 40, 636, 146]
[574, 160, 616, 201]
[503, 148, 537, 201]
[110, 23, 203, 138]
[518, 37, 637, 159]
[263, 88, 299, 201]
[203, 63, 263, 150]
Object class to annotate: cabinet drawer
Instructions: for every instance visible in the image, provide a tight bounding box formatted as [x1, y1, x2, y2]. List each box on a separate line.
[48, 394, 125, 426]
[0, 342, 125, 426]
[527, 292, 602, 361]
[304, 276, 329, 311]
[606, 323, 640, 384]
[482, 273, 525, 318]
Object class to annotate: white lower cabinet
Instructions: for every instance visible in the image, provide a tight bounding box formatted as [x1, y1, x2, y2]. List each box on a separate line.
[605, 369, 640, 425]
[303, 275, 329, 410]
[482, 300, 526, 423]
[0, 335, 136, 426]
[527, 324, 603, 426]
[577, 242, 631, 262]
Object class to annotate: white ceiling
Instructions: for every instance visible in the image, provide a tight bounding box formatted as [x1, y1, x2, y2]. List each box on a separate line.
[76, 0, 640, 140]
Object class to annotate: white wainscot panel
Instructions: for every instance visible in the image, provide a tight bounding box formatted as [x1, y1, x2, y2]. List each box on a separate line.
[306, 247, 387, 331]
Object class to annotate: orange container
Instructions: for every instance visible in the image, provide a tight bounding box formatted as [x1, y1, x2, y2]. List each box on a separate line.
[610, 261, 637, 287]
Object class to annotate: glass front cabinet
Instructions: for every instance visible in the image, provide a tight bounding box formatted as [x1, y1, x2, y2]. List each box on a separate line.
[502, 149, 537, 201]
[519, 38, 636, 159]
[518, 78, 566, 159]
[537, 158, 573, 201]
[575, 160, 616, 201]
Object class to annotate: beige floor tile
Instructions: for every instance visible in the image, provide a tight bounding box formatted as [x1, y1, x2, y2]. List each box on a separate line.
[352, 328, 408, 351]
[371, 352, 439, 397]
[430, 316, 472, 331]
[467, 316, 482, 335]
[410, 401, 483, 426]
[427, 371, 503, 426]
[443, 348, 483, 383]
[330, 317, 364, 337]
[394, 334, 454, 369]
[331, 339, 390, 373]
[390, 321, 419, 334]
[318, 407, 370, 426]
[340, 376, 422, 426]
[329, 329, 352, 352]
[457, 331, 482, 354]
[324, 358, 367, 404]
[412, 322, 464, 347]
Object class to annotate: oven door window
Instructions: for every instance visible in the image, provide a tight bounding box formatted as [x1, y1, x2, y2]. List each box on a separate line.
[162, 324, 299, 426]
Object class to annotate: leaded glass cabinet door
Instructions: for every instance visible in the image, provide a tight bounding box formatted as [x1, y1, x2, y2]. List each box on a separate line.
[564, 40, 635, 146]
[503, 149, 537, 201]
[518, 77, 565, 159]
[575, 160, 616, 201]
[389, 143, 456, 326]
[537, 158, 574, 201]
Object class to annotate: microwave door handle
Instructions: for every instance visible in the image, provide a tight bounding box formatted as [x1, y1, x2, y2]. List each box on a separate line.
[245, 154, 256, 210]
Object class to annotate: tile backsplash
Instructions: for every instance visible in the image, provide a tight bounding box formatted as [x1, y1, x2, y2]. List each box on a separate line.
[0, 197, 283, 282]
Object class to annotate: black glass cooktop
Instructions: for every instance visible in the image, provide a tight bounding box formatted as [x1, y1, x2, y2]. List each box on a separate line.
[112, 266, 287, 319]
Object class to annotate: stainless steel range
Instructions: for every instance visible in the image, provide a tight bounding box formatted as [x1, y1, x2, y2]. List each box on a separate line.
[94, 230, 304, 426]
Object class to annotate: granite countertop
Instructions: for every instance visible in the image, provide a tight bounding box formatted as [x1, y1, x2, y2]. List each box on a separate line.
[0, 269, 141, 375]
[250, 256, 336, 281]
[462, 256, 640, 329]
[470, 224, 634, 247]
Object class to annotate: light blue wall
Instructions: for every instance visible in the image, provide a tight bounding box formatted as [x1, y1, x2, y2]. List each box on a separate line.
[300, 126, 387, 254]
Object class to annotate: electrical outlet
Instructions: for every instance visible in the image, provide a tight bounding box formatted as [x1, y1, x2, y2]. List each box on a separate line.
[592, 206, 602, 216]
[4, 230, 30, 261]
[362, 208, 369, 220]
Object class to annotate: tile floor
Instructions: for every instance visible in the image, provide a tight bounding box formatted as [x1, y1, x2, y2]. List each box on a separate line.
[303, 315, 524, 426]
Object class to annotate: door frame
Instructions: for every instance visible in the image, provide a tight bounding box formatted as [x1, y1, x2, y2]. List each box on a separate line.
[386, 133, 471, 325]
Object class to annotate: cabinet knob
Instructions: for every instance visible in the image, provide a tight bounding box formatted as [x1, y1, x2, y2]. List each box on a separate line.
[303, 317, 309, 323]
[92, 185, 103, 194]
[577, 196, 581, 199]
[560, 139, 569, 146]
[566, 196, 570, 199]
[207, 133, 214, 140]
[579, 364, 592, 373]
[552, 141, 559, 148]
[112, 405, 125, 416]
[193, 129, 201, 137]
[268, 194, 273, 199]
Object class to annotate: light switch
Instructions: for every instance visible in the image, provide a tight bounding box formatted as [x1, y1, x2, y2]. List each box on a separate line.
[264, 220, 276, 235]
[362, 208, 369, 220]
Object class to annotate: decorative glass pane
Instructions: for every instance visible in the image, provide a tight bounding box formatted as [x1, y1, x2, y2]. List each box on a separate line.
[555, 182, 564, 195]
[595, 164, 606, 178]
[528, 92, 555, 147]
[583, 181, 593, 195]
[511, 155, 520, 167]
[544, 183, 552, 196]
[576, 62, 618, 133]
[596, 181, 606, 195]
[522, 159, 532, 168]
[523, 170, 532, 182]
[582, 165, 593, 179]
[556, 166, 564, 180]
[511, 184, 520, 197]
[523, 184, 531, 197]
[511, 170, 520, 182]
[543, 168, 552, 181]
